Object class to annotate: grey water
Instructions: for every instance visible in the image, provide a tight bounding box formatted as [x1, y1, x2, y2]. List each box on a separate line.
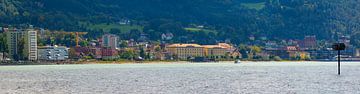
[1, 62, 360, 94]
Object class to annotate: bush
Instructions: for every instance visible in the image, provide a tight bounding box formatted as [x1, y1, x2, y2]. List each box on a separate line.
[273, 56, 282, 61]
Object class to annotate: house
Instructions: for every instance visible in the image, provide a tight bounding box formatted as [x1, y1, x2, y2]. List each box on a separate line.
[138, 33, 149, 42]
[161, 33, 174, 40]
[249, 35, 255, 41]
[90, 47, 102, 59]
[356, 49, 360, 57]
[285, 46, 300, 59]
[229, 49, 242, 59]
[265, 46, 301, 60]
[101, 47, 119, 60]
[118, 19, 131, 25]
[71, 47, 91, 59]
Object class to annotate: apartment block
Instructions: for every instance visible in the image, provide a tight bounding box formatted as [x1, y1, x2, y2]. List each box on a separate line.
[38, 46, 69, 61]
[25, 30, 38, 61]
[6, 28, 38, 61]
[102, 34, 119, 49]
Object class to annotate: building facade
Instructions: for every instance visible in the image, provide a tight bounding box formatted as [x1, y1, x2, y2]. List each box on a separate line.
[6, 28, 38, 61]
[300, 36, 317, 49]
[102, 34, 119, 49]
[90, 47, 102, 59]
[101, 47, 119, 60]
[166, 43, 234, 59]
[203, 45, 229, 58]
[25, 30, 38, 61]
[167, 44, 205, 59]
[38, 46, 69, 61]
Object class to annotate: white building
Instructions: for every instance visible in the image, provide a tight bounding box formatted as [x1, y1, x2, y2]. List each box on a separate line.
[38, 46, 69, 61]
[25, 30, 38, 61]
[161, 33, 174, 40]
[102, 34, 119, 49]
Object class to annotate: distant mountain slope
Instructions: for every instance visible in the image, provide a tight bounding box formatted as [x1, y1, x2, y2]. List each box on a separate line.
[1, 0, 360, 44]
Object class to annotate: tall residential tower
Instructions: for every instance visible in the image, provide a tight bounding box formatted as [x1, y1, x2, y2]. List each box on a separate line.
[102, 34, 119, 49]
[6, 28, 38, 61]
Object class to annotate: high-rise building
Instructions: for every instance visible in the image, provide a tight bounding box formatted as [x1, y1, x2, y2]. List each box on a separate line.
[25, 30, 38, 61]
[6, 28, 38, 61]
[6, 28, 25, 60]
[102, 34, 119, 49]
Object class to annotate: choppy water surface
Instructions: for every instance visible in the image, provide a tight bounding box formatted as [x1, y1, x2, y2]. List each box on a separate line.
[1, 62, 360, 94]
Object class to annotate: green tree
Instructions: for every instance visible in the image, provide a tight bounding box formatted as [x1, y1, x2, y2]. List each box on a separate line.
[139, 47, 146, 58]
[155, 46, 161, 52]
[119, 41, 128, 48]
[351, 32, 360, 48]
[250, 46, 262, 53]
[146, 52, 151, 60]
[0, 33, 7, 59]
[109, 28, 122, 36]
[14, 38, 25, 61]
[79, 40, 89, 47]
[273, 56, 282, 61]
[119, 49, 137, 60]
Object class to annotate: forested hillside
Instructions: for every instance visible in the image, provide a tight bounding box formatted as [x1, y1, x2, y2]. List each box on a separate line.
[1, 0, 360, 45]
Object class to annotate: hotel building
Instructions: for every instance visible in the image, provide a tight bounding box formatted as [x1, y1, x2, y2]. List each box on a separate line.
[166, 43, 234, 59]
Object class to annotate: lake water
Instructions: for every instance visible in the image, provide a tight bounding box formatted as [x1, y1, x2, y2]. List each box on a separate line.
[1, 62, 360, 94]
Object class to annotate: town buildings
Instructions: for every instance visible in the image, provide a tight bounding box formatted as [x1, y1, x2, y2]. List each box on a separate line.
[90, 47, 102, 59]
[102, 34, 119, 49]
[38, 46, 69, 61]
[265, 46, 310, 60]
[339, 35, 351, 46]
[300, 36, 317, 49]
[166, 43, 237, 60]
[101, 47, 119, 60]
[71, 46, 120, 60]
[6, 28, 38, 61]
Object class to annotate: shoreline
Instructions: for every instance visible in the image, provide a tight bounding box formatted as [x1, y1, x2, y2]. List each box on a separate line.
[1, 60, 354, 66]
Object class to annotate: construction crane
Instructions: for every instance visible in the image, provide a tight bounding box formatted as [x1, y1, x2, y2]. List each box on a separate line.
[52, 31, 88, 47]
[74, 32, 88, 47]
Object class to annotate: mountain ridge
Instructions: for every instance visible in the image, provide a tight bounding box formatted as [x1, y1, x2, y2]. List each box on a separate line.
[1, 0, 360, 45]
